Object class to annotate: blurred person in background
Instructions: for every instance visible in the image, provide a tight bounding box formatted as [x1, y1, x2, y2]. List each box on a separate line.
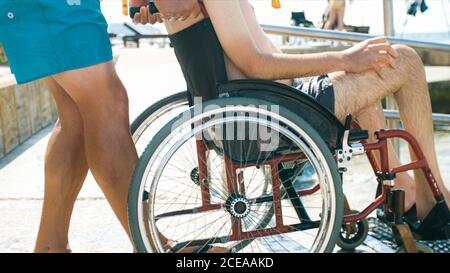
[324, 0, 353, 31]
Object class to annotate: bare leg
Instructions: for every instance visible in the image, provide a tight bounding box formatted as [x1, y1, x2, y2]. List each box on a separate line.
[355, 103, 416, 210]
[52, 61, 138, 236]
[324, 11, 338, 30]
[35, 78, 89, 253]
[336, 7, 345, 31]
[330, 44, 450, 219]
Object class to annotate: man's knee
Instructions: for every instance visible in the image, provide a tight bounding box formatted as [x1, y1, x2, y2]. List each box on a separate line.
[52, 95, 84, 134]
[55, 62, 130, 123]
[393, 45, 429, 96]
[103, 86, 130, 122]
[55, 113, 83, 139]
[89, 92, 129, 125]
[392, 44, 424, 71]
[74, 80, 130, 125]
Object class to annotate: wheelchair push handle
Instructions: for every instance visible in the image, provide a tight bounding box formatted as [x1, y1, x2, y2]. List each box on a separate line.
[129, 1, 159, 19]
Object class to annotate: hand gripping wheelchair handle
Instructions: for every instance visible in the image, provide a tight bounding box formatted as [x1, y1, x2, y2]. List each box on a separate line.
[130, 1, 159, 19]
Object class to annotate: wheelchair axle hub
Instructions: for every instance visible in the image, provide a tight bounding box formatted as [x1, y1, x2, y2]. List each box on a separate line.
[226, 194, 251, 219]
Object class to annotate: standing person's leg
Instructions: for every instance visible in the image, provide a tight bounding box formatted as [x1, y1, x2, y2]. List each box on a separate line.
[354, 103, 416, 210]
[52, 61, 138, 235]
[35, 78, 89, 253]
[324, 11, 338, 30]
[329, 44, 449, 219]
[336, 5, 345, 31]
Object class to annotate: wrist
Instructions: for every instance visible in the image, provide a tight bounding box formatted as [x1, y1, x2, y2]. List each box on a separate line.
[333, 51, 350, 72]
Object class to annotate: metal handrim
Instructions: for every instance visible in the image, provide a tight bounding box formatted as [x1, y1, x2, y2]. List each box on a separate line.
[136, 105, 338, 253]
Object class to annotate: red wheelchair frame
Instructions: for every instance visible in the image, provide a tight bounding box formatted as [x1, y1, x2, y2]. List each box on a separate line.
[191, 125, 444, 245]
[344, 128, 443, 223]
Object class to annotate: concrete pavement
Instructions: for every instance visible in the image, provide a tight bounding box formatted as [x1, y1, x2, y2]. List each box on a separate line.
[0, 47, 186, 253]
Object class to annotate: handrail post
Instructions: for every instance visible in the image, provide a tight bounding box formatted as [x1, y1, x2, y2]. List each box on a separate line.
[383, 0, 401, 155]
[383, 0, 395, 36]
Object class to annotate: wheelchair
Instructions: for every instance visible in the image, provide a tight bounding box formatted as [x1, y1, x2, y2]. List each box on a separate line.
[128, 79, 448, 253]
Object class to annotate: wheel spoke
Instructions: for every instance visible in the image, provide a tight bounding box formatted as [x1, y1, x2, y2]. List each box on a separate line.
[132, 103, 341, 253]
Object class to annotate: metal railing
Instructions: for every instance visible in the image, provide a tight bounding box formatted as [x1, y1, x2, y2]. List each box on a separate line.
[261, 24, 450, 126]
[261, 24, 450, 52]
[384, 110, 450, 127]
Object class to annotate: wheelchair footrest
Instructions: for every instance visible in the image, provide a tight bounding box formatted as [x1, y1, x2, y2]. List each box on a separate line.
[367, 218, 450, 253]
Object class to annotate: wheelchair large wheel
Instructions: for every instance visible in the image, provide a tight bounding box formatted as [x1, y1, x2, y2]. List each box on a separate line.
[128, 97, 343, 253]
[130, 92, 275, 246]
[131, 91, 189, 155]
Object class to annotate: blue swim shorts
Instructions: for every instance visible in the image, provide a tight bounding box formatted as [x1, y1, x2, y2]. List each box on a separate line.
[0, 0, 113, 84]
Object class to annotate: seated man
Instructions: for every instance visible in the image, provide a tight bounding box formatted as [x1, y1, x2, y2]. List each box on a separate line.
[132, 0, 449, 239]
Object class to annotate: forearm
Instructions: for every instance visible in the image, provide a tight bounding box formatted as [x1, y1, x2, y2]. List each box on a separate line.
[245, 51, 347, 80]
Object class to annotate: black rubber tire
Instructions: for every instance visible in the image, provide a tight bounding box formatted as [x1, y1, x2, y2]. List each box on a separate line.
[130, 91, 275, 253]
[130, 91, 188, 136]
[337, 210, 369, 251]
[128, 97, 344, 253]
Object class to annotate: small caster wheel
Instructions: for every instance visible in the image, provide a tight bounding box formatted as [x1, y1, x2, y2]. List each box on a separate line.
[337, 210, 369, 251]
[397, 242, 434, 253]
